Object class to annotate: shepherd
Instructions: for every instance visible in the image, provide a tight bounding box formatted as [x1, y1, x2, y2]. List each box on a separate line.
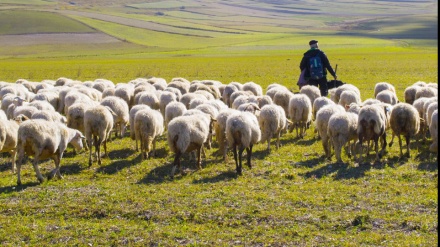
[299, 40, 337, 97]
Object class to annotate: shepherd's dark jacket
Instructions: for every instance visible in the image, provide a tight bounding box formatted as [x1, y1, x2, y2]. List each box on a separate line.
[300, 48, 336, 80]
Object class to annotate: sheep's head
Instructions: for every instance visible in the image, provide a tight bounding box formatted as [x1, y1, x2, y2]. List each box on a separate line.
[70, 130, 86, 152]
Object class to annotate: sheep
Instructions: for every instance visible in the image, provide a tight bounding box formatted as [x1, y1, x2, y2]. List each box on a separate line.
[31, 110, 67, 124]
[332, 84, 361, 104]
[195, 103, 220, 149]
[100, 96, 129, 138]
[147, 77, 168, 91]
[0, 118, 20, 172]
[374, 82, 396, 97]
[128, 104, 152, 150]
[415, 86, 437, 100]
[226, 111, 261, 175]
[66, 102, 98, 134]
[164, 101, 187, 129]
[114, 83, 135, 108]
[356, 104, 388, 163]
[300, 85, 321, 107]
[54, 77, 73, 87]
[189, 98, 208, 109]
[266, 85, 290, 101]
[102, 87, 116, 98]
[339, 90, 362, 108]
[237, 102, 260, 116]
[315, 104, 345, 158]
[222, 83, 241, 107]
[412, 97, 431, 142]
[273, 90, 294, 118]
[376, 89, 398, 105]
[429, 110, 438, 153]
[242, 81, 263, 96]
[31, 90, 60, 111]
[288, 93, 312, 138]
[168, 78, 191, 95]
[1, 93, 16, 113]
[427, 82, 438, 89]
[63, 90, 95, 115]
[180, 93, 207, 109]
[313, 97, 335, 120]
[15, 119, 85, 185]
[206, 99, 228, 112]
[388, 103, 420, 158]
[327, 112, 359, 162]
[258, 104, 289, 152]
[230, 91, 254, 108]
[137, 91, 160, 110]
[346, 102, 362, 115]
[159, 91, 177, 117]
[0, 110, 7, 120]
[73, 85, 102, 102]
[194, 90, 215, 101]
[362, 98, 382, 106]
[6, 96, 28, 119]
[167, 112, 212, 178]
[231, 95, 251, 110]
[28, 100, 56, 112]
[11, 105, 39, 120]
[84, 105, 115, 167]
[189, 83, 220, 99]
[164, 87, 183, 101]
[214, 108, 239, 161]
[404, 85, 421, 105]
[425, 102, 438, 131]
[134, 108, 164, 159]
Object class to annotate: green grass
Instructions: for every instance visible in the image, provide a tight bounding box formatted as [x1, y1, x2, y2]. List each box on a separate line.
[0, 10, 96, 35]
[0, 1, 437, 245]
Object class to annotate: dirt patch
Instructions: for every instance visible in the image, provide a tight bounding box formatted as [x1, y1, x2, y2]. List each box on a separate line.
[0, 33, 122, 46]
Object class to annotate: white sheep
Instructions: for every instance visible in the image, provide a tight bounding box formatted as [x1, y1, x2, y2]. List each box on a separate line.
[100, 96, 129, 138]
[273, 90, 294, 118]
[134, 108, 164, 159]
[164, 101, 187, 129]
[374, 82, 396, 97]
[315, 104, 345, 158]
[0, 118, 20, 172]
[168, 78, 191, 95]
[137, 91, 160, 110]
[258, 104, 289, 152]
[388, 103, 420, 158]
[167, 112, 212, 178]
[313, 97, 335, 120]
[242, 81, 263, 96]
[300, 85, 321, 108]
[31, 110, 67, 124]
[226, 111, 261, 175]
[214, 108, 239, 161]
[16, 119, 85, 185]
[114, 83, 135, 108]
[404, 85, 421, 105]
[180, 92, 207, 109]
[222, 83, 240, 107]
[415, 86, 437, 100]
[429, 110, 438, 154]
[332, 84, 361, 104]
[425, 102, 438, 132]
[159, 91, 177, 117]
[288, 93, 312, 138]
[376, 89, 398, 105]
[128, 104, 152, 149]
[339, 90, 362, 108]
[356, 104, 388, 162]
[84, 105, 115, 166]
[327, 111, 358, 162]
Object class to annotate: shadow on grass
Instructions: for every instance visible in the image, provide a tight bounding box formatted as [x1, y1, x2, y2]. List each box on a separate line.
[192, 170, 237, 184]
[60, 162, 85, 176]
[96, 154, 140, 175]
[108, 148, 136, 160]
[291, 155, 327, 168]
[137, 161, 174, 184]
[0, 181, 40, 194]
[301, 161, 372, 180]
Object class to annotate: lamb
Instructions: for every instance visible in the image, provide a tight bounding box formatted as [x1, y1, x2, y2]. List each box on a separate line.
[356, 104, 388, 163]
[100, 96, 129, 138]
[388, 103, 420, 158]
[376, 89, 398, 105]
[242, 81, 263, 96]
[258, 104, 289, 152]
[16, 119, 85, 185]
[300, 85, 321, 107]
[226, 111, 261, 175]
[429, 110, 438, 153]
[134, 108, 164, 159]
[167, 112, 212, 178]
[288, 93, 312, 138]
[214, 108, 239, 161]
[315, 104, 345, 158]
[374, 82, 396, 97]
[0, 118, 20, 172]
[327, 111, 359, 162]
[84, 105, 115, 166]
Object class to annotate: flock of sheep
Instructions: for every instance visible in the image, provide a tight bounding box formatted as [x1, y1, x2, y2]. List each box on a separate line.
[0, 77, 437, 185]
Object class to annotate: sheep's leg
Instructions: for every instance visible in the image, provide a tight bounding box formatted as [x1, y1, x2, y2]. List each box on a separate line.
[322, 136, 330, 159]
[16, 147, 25, 185]
[405, 134, 411, 158]
[196, 146, 202, 170]
[171, 152, 181, 178]
[232, 145, 241, 175]
[398, 134, 403, 157]
[373, 136, 380, 161]
[102, 138, 108, 158]
[276, 132, 281, 149]
[238, 146, 245, 174]
[389, 132, 395, 147]
[140, 135, 146, 160]
[379, 133, 387, 159]
[223, 140, 228, 162]
[357, 134, 364, 163]
[10, 149, 17, 174]
[96, 137, 102, 166]
[32, 156, 44, 184]
[49, 154, 63, 180]
[152, 137, 157, 157]
[246, 145, 253, 169]
[135, 131, 139, 152]
[267, 133, 272, 152]
[201, 145, 206, 158]
[88, 138, 93, 167]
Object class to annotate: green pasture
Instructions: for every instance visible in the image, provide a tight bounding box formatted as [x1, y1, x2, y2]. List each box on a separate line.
[0, 10, 95, 35]
[0, 1, 437, 246]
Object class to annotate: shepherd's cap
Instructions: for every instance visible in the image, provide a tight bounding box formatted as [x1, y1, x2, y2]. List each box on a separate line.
[309, 40, 318, 45]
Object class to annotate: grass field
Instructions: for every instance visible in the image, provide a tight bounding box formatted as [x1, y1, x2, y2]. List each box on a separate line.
[0, 0, 437, 246]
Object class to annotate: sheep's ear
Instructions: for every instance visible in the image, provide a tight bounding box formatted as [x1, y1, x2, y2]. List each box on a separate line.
[286, 119, 293, 124]
[210, 116, 217, 122]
